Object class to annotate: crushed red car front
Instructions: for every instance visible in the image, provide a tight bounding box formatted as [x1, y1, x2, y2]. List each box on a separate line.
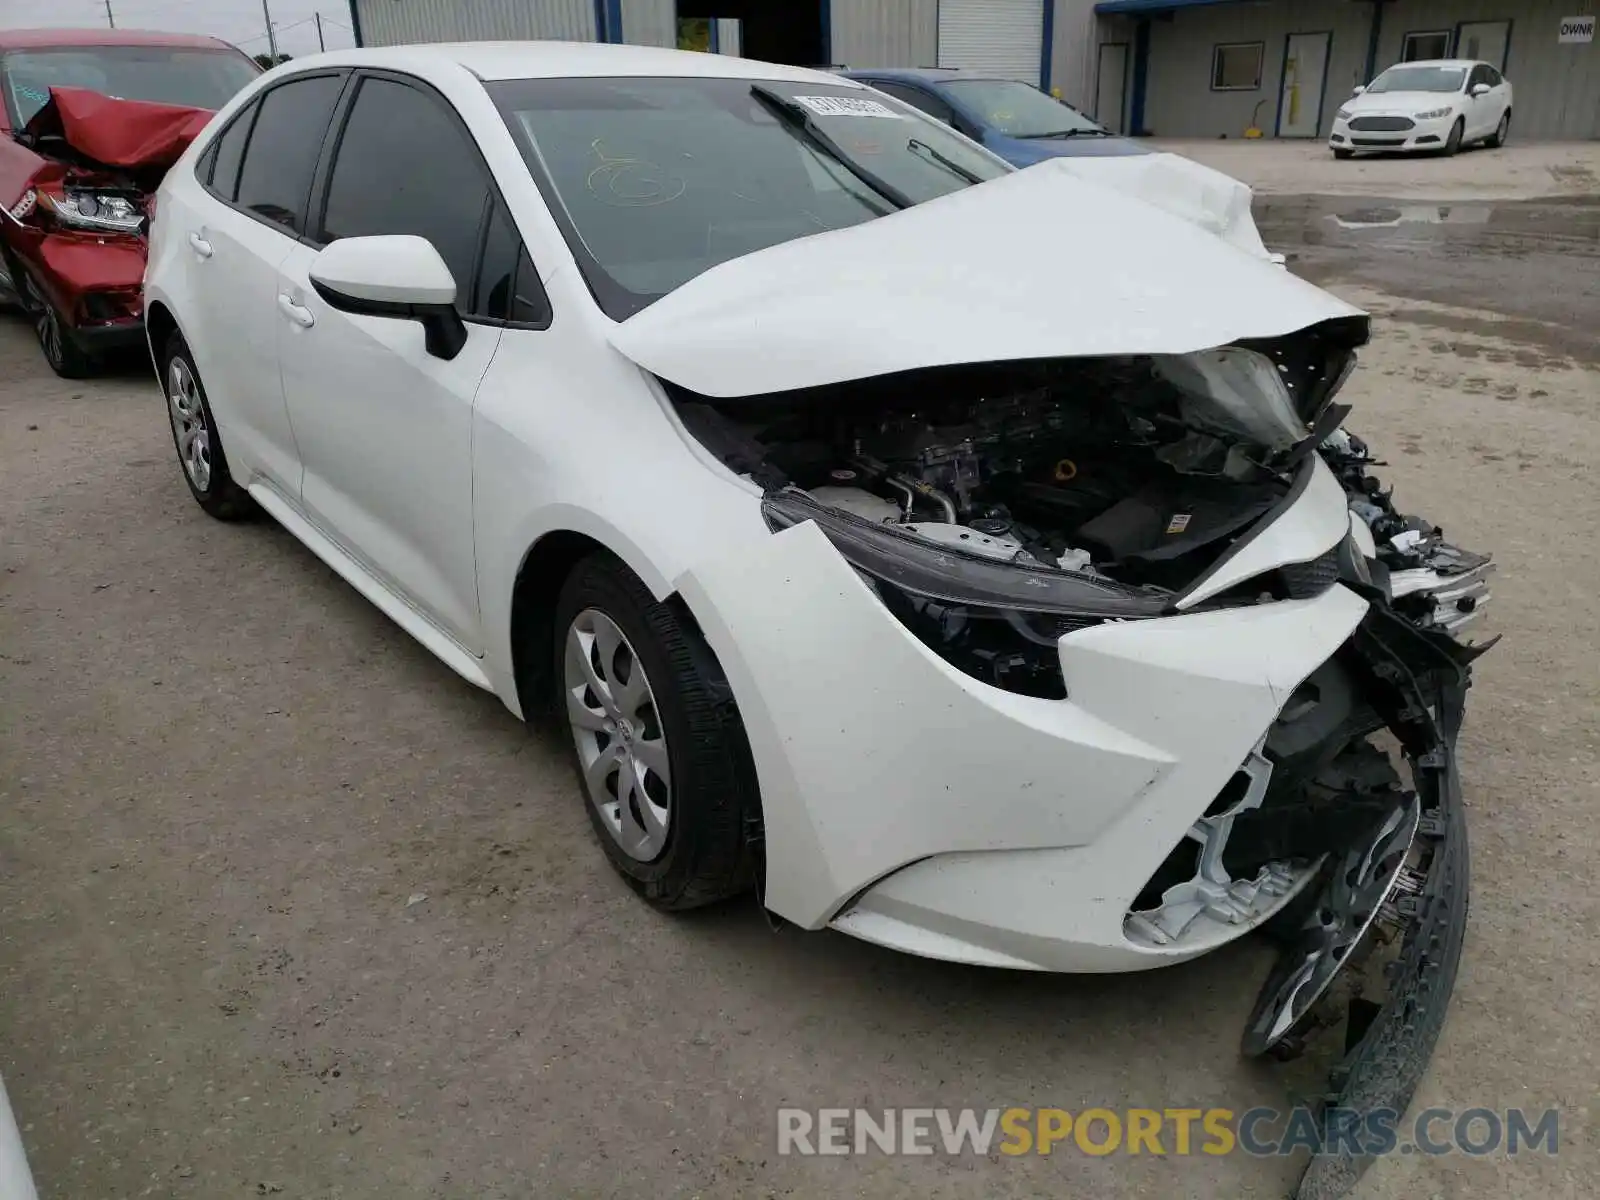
[1, 87, 212, 355]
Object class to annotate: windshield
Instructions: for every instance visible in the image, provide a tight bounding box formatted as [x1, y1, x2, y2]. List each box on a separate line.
[1, 46, 260, 127]
[490, 76, 1009, 319]
[1366, 65, 1467, 94]
[941, 78, 1105, 138]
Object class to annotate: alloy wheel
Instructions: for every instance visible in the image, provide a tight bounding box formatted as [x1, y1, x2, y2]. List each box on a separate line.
[563, 608, 672, 861]
[166, 357, 213, 492]
[20, 274, 63, 369]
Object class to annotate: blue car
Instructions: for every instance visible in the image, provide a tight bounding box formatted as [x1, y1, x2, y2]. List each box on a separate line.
[840, 67, 1147, 165]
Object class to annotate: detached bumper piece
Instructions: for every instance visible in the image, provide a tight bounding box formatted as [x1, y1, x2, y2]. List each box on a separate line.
[1242, 607, 1476, 1200]
[1323, 429, 1495, 636]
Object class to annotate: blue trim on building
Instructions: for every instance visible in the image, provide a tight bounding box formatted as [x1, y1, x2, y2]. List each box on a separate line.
[1364, 0, 1386, 84]
[1129, 18, 1150, 135]
[821, 0, 833, 66]
[1040, 0, 1055, 91]
[600, 0, 623, 42]
[346, 0, 363, 46]
[709, 18, 720, 53]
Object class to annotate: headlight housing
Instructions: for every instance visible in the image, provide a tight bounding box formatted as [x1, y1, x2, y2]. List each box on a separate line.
[1413, 107, 1453, 120]
[1335, 107, 1353, 121]
[1151, 347, 1308, 451]
[39, 190, 144, 234]
[761, 488, 1170, 698]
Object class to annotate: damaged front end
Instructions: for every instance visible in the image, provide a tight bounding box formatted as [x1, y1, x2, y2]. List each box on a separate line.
[0, 87, 210, 364]
[666, 329, 1489, 1200]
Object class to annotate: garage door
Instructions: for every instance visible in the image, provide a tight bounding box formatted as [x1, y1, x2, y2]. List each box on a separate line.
[937, 0, 1044, 84]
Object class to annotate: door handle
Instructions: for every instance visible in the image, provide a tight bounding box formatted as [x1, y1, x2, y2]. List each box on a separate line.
[187, 232, 213, 259]
[277, 294, 315, 328]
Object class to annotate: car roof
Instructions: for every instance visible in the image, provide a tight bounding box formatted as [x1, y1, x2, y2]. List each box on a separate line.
[0, 27, 237, 51]
[284, 41, 866, 86]
[1382, 58, 1487, 69]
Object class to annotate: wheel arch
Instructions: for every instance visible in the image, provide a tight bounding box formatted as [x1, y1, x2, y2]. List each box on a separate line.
[507, 523, 710, 720]
[144, 298, 180, 373]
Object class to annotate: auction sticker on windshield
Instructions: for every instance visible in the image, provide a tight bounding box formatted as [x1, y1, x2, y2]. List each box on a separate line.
[793, 95, 903, 118]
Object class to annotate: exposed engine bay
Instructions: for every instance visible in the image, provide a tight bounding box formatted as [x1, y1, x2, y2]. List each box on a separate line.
[681, 351, 1317, 593]
[674, 332, 1492, 699]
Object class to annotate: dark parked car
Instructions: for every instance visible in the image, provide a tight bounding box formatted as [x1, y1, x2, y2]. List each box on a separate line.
[0, 28, 259, 376]
[840, 67, 1145, 165]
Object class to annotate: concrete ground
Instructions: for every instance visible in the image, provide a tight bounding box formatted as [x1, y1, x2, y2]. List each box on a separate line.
[2, 179, 1598, 1199]
[1151, 138, 1600, 200]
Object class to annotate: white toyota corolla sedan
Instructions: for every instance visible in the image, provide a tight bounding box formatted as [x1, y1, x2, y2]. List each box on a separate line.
[146, 45, 1489, 1168]
[1329, 58, 1513, 157]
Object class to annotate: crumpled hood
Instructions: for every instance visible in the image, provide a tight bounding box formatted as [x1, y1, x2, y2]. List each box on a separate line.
[21, 87, 213, 169]
[609, 157, 1362, 398]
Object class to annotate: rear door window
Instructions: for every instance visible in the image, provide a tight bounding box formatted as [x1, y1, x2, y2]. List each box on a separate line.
[234, 73, 345, 235]
[202, 101, 257, 201]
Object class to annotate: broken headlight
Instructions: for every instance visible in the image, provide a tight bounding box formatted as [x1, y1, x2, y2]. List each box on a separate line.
[1153, 347, 1308, 451]
[762, 488, 1168, 698]
[39, 190, 143, 234]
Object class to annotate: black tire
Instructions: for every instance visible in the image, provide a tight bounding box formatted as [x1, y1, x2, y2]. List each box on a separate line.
[1260, 740, 1404, 948]
[16, 269, 96, 379]
[552, 552, 758, 911]
[159, 330, 256, 521]
[1332, 147, 1354, 160]
[1486, 110, 1509, 149]
[1442, 117, 1464, 156]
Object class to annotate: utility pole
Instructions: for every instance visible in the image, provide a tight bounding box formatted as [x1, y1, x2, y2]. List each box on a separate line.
[315, 12, 326, 51]
[262, 0, 279, 61]
[103, 0, 115, 28]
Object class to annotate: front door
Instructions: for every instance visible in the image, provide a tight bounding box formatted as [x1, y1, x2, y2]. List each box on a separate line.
[1096, 42, 1128, 133]
[1277, 32, 1330, 138]
[1455, 20, 1510, 71]
[276, 72, 505, 654]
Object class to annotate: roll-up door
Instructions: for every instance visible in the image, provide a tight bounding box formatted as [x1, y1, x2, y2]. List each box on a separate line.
[937, 0, 1043, 84]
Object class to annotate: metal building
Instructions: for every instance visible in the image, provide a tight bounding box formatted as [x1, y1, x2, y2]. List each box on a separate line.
[1090, 0, 1600, 140]
[343, 1, 1596, 141]
[346, 1, 1093, 93]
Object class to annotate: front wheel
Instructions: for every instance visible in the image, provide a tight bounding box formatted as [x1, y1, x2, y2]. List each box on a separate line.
[1442, 117, 1464, 156]
[1486, 110, 1510, 148]
[1332, 147, 1354, 160]
[17, 270, 96, 379]
[553, 552, 758, 910]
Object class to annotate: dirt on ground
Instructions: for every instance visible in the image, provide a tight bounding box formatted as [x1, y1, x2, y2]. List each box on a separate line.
[1, 184, 1597, 1200]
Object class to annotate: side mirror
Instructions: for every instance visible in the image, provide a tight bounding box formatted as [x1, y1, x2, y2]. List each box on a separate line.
[1470, 82, 1491, 96]
[309, 234, 467, 360]
[1351, 85, 1366, 95]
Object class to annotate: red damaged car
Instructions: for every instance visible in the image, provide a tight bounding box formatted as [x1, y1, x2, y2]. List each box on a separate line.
[0, 29, 259, 377]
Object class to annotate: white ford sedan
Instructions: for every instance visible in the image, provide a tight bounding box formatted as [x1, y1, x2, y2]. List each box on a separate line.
[1329, 58, 1513, 157]
[146, 46, 1487, 1139]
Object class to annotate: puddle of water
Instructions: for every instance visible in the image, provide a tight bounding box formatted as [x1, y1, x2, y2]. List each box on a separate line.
[1332, 204, 1492, 229]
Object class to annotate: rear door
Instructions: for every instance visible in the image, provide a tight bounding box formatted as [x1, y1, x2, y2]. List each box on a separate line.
[273, 71, 506, 654]
[176, 71, 347, 492]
